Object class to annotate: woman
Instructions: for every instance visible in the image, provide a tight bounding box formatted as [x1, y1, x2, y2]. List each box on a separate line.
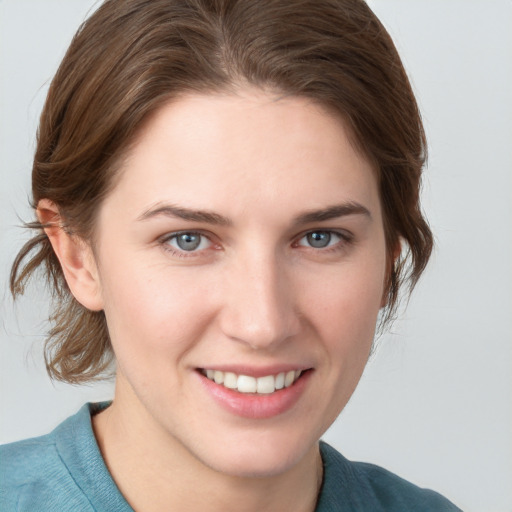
[1, 0, 462, 510]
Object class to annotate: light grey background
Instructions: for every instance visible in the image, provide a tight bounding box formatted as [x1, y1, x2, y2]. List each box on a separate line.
[1, 1, 511, 511]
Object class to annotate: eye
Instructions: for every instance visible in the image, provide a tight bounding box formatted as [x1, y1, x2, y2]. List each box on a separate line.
[163, 232, 212, 252]
[297, 230, 343, 249]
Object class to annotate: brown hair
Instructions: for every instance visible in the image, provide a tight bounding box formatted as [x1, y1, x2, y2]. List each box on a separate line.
[11, 0, 433, 383]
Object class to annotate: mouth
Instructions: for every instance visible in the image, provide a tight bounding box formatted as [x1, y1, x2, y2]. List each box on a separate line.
[199, 368, 308, 395]
[196, 367, 313, 418]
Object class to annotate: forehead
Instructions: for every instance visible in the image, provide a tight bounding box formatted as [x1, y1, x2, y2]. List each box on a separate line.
[101, 89, 380, 225]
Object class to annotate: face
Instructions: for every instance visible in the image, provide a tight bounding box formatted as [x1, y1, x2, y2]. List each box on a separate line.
[89, 89, 387, 477]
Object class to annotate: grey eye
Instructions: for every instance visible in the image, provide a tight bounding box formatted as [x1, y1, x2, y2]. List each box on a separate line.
[162, 231, 213, 255]
[175, 233, 203, 251]
[306, 231, 332, 248]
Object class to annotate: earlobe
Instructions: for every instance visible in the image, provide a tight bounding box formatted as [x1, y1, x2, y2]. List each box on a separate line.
[37, 199, 104, 311]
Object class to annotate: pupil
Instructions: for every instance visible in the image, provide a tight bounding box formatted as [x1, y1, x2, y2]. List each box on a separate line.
[307, 231, 331, 248]
[177, 233, 201, 251]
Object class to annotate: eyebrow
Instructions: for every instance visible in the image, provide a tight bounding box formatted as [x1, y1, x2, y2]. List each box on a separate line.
[137, 201, 371, 226]
[137, 204, 232, 226]
[293, 202, 371, 225]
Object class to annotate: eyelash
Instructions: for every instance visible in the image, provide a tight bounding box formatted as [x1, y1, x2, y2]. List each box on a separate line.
[158, 229, 353, 258]
[294, 230, 353, 252]
[159, 230, 216, 258]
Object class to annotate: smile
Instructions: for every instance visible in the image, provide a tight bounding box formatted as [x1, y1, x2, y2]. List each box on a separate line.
[201, 369, 303, 394]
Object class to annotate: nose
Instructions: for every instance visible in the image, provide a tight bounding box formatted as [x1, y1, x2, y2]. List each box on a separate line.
[218, 252, 300, 350]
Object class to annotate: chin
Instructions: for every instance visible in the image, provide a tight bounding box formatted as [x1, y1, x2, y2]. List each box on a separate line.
[185, 428, 320, 479]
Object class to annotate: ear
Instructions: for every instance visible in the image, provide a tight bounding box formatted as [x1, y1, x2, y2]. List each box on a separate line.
[37, 199, 104, 311]
[380, 239, 402, 308]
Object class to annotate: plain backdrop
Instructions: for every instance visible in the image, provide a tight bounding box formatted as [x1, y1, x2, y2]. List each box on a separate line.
[1, 1, 511, 511]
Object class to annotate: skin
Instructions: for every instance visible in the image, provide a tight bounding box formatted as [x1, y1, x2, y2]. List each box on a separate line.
[41, 89, 389, 512]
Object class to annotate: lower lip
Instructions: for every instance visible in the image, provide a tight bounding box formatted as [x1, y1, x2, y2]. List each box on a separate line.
[197, 371, 312, 419]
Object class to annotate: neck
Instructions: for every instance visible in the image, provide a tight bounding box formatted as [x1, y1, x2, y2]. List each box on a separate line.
[93, 382, 323, 512]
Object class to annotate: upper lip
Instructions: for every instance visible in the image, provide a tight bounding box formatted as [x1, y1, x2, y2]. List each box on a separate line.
[196, 365, 313, 378]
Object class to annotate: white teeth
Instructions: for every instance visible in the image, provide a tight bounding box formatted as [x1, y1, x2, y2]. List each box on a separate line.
[256, 375, 275, 394]
[237, 375, 257, 393]
[284, 370, 295, 388]
[214, 370, 224, 384]
[275, 372, 285, 390]
[223, 372, 238, 389]
[203, 369, 304, 394]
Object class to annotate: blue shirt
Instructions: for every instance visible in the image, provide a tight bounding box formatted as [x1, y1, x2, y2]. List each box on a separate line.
[1, 403, 462, 511]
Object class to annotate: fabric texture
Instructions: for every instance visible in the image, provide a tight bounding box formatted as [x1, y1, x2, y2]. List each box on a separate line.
[1, 403, 462, 511]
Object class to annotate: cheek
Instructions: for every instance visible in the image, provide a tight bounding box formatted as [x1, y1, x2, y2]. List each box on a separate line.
[308, 262, 385, 355]
[99, 260, 213, 359]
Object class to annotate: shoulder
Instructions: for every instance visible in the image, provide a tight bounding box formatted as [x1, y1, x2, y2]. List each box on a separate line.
[317, 442, 463, 511]
[1, 433, 61, 501]
[352, 460, 462, 511]
[0, 405, 101, 511]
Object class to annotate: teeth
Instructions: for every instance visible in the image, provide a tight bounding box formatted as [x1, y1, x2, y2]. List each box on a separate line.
[275, 372, 285, 390]
[202, 369, 304, 394]
[284, 370, 295, 388]
[256, 375, 275, 394]
[223, 372, 238, 389]
[237, 375, 257, 393]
